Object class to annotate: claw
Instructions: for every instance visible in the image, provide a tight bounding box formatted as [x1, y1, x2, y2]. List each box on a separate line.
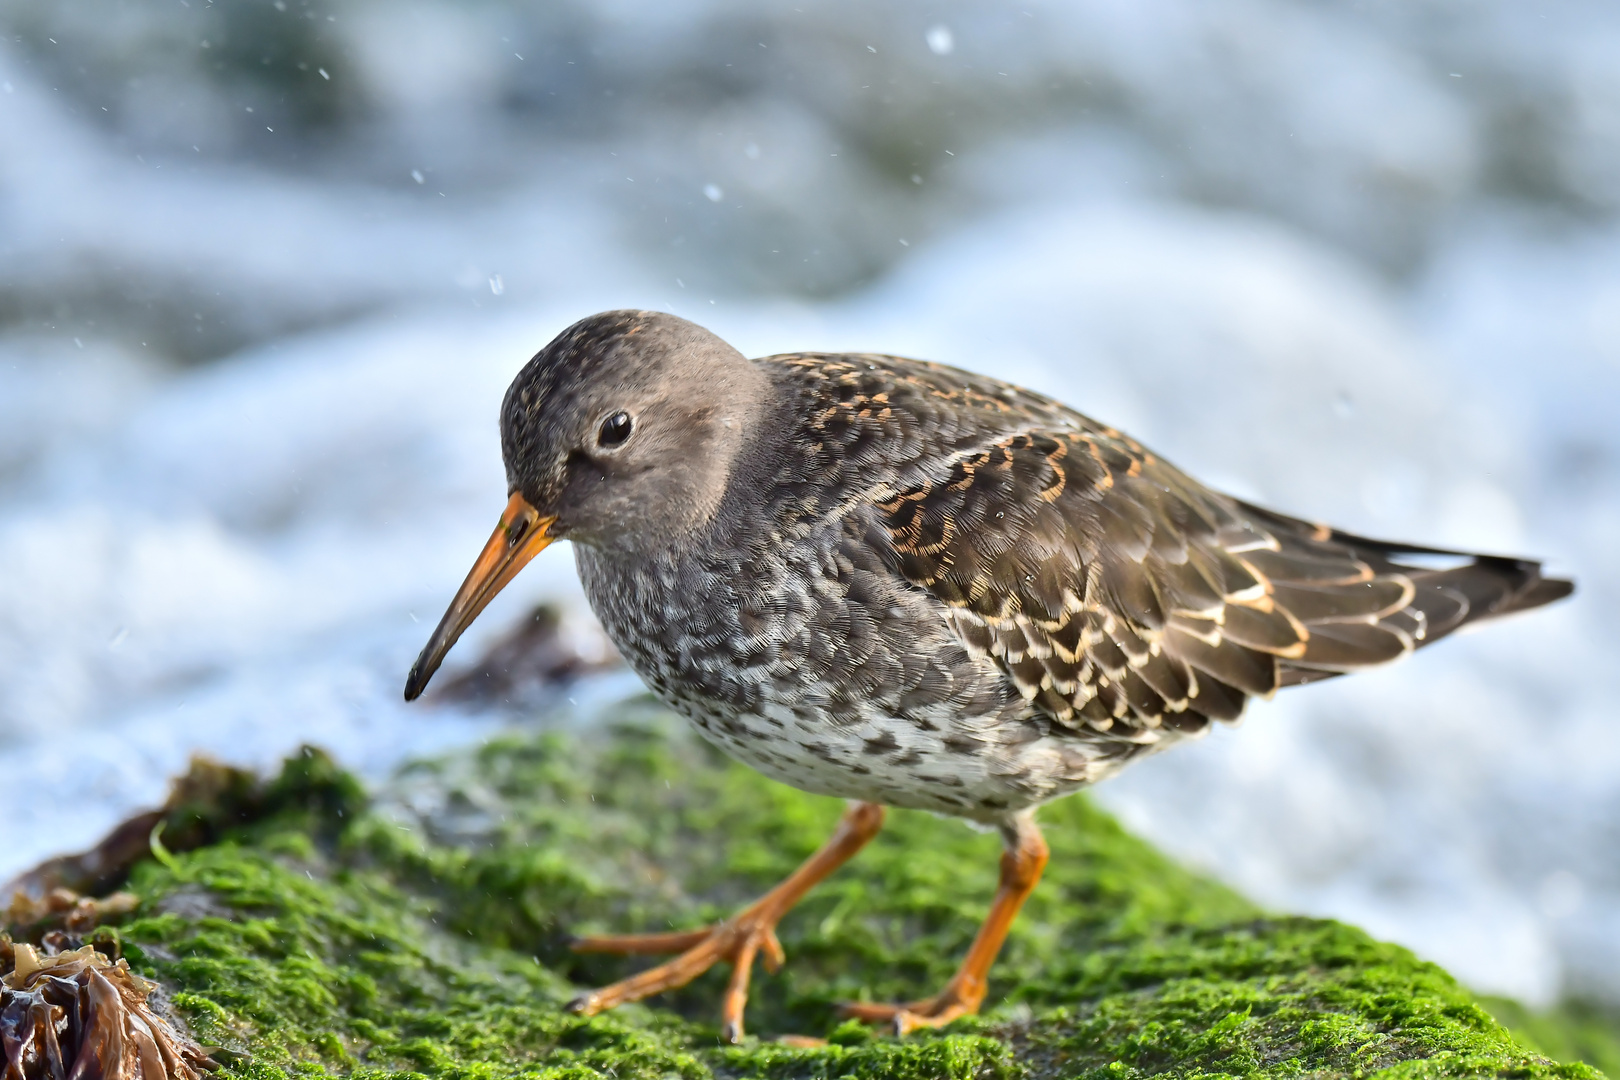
[840, 991, 975, 1036]
[760, 928, 786, 973]
[719, 929, 762, 1042]
[892, 1000, 973, 1036]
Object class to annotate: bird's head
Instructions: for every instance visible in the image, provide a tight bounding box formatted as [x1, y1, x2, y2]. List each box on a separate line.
[404, 309, 766, 701]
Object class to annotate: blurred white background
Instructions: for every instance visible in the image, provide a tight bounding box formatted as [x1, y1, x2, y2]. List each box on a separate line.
[1, 0, 1617, 1012]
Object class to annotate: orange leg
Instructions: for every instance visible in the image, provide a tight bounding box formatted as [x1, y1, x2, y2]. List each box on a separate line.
[841, 813, 1048, 1036]
[567, 801, 886, 1042]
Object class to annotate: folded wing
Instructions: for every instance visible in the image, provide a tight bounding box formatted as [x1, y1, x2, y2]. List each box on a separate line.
[874, 423, 1572, 744]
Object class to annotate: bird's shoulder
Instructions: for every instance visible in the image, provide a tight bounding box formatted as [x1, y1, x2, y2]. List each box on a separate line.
[758, 351, 1075, 459]
[750, 351, 1078, 515]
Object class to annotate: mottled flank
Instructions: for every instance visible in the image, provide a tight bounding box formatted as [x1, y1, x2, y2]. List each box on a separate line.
[15, 720, 1606, 1079]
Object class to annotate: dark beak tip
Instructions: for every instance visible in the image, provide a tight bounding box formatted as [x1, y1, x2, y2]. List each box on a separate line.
[403, 661, 429, 702]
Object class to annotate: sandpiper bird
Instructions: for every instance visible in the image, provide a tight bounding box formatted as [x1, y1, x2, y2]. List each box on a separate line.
[404, 310, 1572, 1041]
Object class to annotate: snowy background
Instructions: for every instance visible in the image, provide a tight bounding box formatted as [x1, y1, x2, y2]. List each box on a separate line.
[2, 0, 1618, 1010]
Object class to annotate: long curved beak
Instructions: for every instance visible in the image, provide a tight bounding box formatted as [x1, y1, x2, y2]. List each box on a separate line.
[404, 492, 557, 701]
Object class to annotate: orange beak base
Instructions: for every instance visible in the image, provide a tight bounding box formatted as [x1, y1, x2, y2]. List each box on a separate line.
[404, 492, 556, 701]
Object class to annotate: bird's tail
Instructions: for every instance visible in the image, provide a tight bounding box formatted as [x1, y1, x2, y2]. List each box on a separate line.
[1234, 501, 1574, 686]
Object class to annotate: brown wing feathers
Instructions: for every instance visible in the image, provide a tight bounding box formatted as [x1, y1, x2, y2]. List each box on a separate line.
[1236, 501, 1573, 685]
[878, 424, 1573, 743]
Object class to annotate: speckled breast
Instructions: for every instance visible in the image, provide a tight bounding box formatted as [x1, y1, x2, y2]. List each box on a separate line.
[573, 514, 1136, 823]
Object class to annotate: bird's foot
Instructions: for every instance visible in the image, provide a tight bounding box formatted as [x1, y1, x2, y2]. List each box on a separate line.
[564, 801, 887, 1043]
[840, 973, 986, 1036]
[567, 912, 787, 1042]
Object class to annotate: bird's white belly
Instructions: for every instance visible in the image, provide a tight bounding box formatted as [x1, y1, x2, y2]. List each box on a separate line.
[673, 693, 1122, 822]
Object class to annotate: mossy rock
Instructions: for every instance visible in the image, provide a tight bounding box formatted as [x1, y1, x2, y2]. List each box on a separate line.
[88, 702, 1601, 1078]
[1479, 998, 1620, 1080]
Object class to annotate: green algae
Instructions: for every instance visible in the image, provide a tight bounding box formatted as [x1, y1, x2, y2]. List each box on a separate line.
[74, 704, 1603, 1079]
[1480, 998, 1620, 1079]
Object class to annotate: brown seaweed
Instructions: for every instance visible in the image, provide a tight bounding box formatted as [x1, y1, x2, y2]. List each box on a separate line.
[0, 945, 216, 1080]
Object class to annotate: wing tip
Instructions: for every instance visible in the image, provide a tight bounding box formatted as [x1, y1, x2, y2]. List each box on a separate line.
[1497, 572, 1574, 616]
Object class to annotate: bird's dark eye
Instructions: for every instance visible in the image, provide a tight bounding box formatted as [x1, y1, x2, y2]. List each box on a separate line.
[598, 410, 633, 448]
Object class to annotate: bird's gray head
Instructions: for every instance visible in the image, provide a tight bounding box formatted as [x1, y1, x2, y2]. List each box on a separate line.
[500, 309, 766, 552]
[404, 309, 765, 700]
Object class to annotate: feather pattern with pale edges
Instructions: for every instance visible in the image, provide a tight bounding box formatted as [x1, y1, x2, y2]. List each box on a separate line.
[767, 352, 1572, 744]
